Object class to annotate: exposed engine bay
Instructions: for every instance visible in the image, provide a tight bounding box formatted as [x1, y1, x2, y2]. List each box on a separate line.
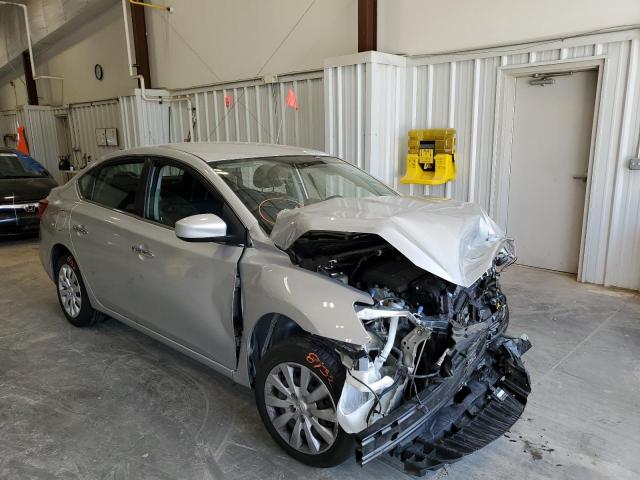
[286, 231, 531, 473]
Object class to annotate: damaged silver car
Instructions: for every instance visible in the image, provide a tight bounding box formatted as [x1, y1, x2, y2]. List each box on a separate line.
[40, 143, 531, 475]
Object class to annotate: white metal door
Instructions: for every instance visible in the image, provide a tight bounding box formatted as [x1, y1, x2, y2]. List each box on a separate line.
[506, 70, 597, 273]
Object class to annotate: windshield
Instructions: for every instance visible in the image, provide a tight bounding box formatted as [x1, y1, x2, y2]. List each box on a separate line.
[0, 152, 48, 179]
[211, 156, 397, 233]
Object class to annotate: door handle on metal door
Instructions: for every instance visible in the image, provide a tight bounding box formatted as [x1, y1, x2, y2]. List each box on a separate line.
[131, 245, 154, 258]
[73, 224, 88, 235]
[572, 175, 588, 182]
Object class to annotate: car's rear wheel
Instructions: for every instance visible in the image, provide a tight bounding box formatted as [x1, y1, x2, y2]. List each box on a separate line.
[55, 254, 98, 327]
[255, 336, 354, 467]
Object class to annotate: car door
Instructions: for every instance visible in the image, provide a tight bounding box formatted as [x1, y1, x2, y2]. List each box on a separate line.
[70, 157, 150, 315]
[124, 157, 246, 369]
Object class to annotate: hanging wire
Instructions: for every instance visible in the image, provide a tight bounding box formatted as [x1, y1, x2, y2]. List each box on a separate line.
[153, 9, 223, 83]
[273, 83, 283, 144]
[152, 2, 301, 143]
[205, 0, 317, 141]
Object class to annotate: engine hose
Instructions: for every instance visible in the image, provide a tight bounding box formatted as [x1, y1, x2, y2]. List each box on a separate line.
[374, 316, 399, 370]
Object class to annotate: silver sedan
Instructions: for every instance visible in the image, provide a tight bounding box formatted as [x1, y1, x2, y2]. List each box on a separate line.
[40, 142, 530, 473]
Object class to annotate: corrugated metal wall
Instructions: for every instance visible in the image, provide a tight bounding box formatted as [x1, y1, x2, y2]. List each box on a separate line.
[116, 71, 325, 151]
[0, 70, 325, 183]
[66, 99, 122, 168]
[0, 110, 17, 148]
[119, 91, 171, 148]
[2, 100, 127, 180]
[16, 106, 62, 183]
[324, 29, 640, 290]
[324, 57, 406, 186]
[1, 108, 62, 181]
[171, 71, 325, 150]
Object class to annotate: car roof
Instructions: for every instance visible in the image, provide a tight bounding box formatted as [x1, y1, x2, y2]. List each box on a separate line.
[156, 142, 328, 162]
[0, 147, 35, 160]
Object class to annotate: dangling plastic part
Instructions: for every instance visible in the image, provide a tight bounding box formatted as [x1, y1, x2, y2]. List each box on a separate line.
[17, 124, 29, 155]
[286, 88, 299, 111]
[337, 364, 394, 433]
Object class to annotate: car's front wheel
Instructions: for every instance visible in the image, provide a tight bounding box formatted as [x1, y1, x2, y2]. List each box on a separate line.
[55, 253, 99, 327]
[255, 336, 354, 467]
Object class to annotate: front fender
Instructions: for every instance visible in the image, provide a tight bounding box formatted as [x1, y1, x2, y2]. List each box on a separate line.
[240, 245, 373, 346]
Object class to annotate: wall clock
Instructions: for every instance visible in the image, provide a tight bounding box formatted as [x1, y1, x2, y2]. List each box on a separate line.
[94, 64, 104, 81]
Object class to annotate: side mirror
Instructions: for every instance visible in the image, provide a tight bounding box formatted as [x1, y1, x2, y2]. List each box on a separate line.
[175, 214, 227, 242]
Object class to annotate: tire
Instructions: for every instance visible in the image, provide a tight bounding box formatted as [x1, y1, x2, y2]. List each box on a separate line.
[255, 335, 354, 467]
[55, 253, 99, 327]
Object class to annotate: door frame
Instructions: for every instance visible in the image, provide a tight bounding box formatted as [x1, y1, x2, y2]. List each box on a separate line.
[53, 113, 72, 158]
[490, 58, 603, 279]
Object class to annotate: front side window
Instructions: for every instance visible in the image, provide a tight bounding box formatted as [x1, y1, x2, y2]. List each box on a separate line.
[146, 163, 244, 238]
[79, 160, 144, 214]
[211, 156, 396, 233]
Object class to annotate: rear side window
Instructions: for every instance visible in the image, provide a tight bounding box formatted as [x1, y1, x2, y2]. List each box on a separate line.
[79, 160, 145, 214]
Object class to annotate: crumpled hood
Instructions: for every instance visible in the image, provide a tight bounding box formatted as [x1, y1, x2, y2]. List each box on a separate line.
[270, 196, 508, 287]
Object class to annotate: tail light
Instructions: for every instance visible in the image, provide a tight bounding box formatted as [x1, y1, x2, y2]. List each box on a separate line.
[38, 198, 49, 220]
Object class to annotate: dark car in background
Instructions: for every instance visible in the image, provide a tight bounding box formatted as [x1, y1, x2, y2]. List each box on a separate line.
[0, 148, 57, 236]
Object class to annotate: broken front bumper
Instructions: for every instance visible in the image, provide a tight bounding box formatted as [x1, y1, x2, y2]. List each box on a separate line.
[356, 335, 531, 476]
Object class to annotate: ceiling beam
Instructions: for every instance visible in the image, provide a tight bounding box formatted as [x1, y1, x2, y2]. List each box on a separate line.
[358, 0, 377, 52]
[130, 3, 152, 88]
[22, 50, 38, 105]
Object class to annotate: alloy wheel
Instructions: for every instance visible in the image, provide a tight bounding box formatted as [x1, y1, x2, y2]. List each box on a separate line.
[58, 264, 82, 318]
[264, 362, 339, 454]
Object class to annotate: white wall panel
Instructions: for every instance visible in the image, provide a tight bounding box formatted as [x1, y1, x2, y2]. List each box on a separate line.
[116, 72, 324, 151]
[325, 53, 407, 192]
[118, 91, 171, 149]
[171, 71, 325, 151]
[324, 29, 640, 290]
[602, 39, 640, 288]
[66, 99, 121, 168]
[325, 64, 367, 169]
[0, 111, 17, 148]
[16, 106, 61, 183]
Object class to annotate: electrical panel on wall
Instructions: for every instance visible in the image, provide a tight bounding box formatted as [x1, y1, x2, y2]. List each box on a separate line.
[105, 128, 118, 146]
[95, 128, 107, 146]
[95, 128, 118, 147]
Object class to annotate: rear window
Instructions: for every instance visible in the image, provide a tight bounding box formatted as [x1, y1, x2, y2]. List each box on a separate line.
[79, 160, 144, 214]
[0, 152, 48, 179]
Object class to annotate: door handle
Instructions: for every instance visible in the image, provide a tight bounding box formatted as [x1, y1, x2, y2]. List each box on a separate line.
[131, 244, 154, 258]
[73, 224, 88, 235]
[572, 175, 588, 182]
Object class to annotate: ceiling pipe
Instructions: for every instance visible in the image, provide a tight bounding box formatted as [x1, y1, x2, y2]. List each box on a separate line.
[121, 0, 194, 142]
[0, 1, 64, 100]
[129, 0, 173, 12]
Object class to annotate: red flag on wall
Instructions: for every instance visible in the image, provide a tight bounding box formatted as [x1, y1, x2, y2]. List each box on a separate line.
[286, 89, 299, 111]
[16, 124, 29, 155]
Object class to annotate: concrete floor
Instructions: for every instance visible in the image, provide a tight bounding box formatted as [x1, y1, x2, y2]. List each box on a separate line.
[1, 238, 639, 480]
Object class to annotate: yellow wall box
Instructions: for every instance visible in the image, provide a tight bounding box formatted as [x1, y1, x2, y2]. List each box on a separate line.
[400, 129, 457, 185]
